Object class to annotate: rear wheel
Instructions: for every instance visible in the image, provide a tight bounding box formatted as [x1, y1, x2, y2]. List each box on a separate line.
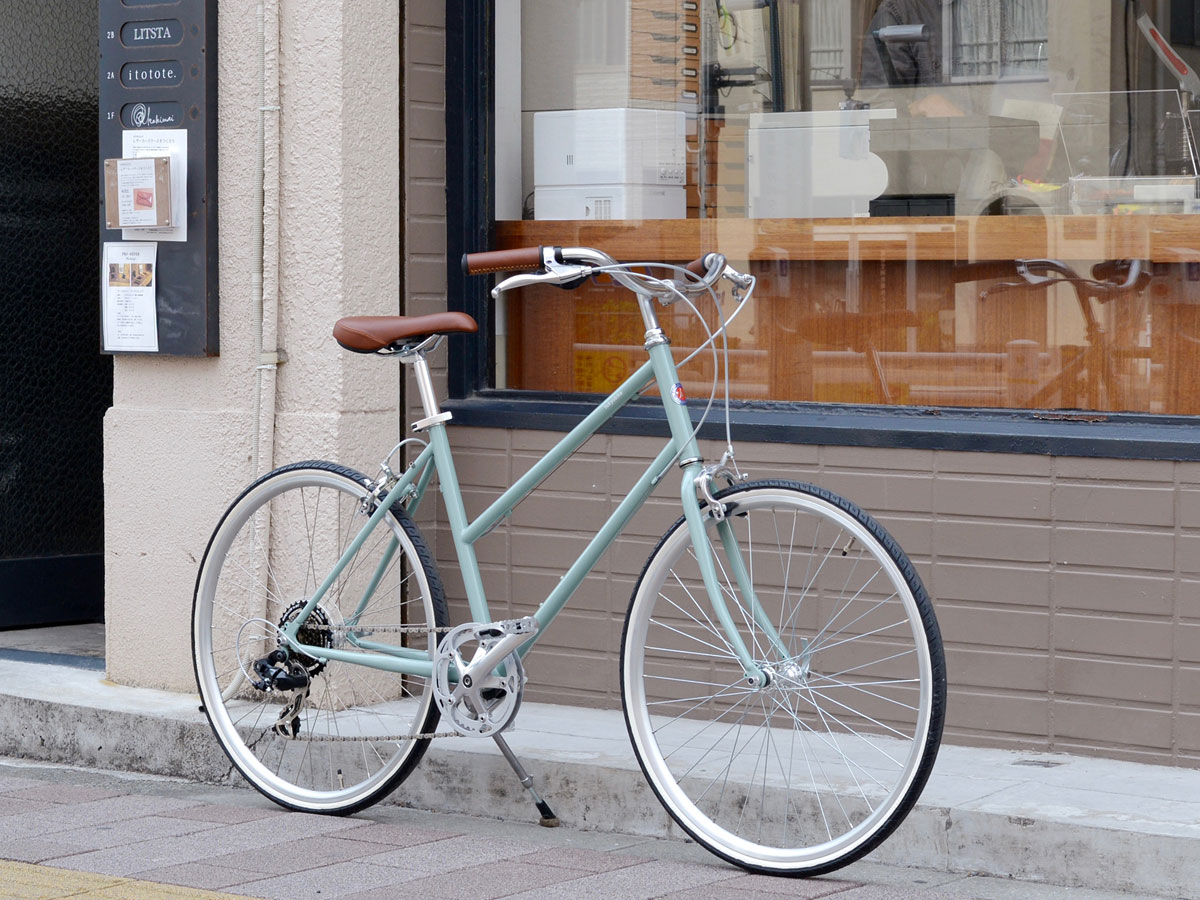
[621, 480, 945, 875]
[192, 461, 447, 814]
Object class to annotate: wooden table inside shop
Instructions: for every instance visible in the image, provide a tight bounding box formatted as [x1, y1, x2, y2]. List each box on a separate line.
[494, 216, 1200, 412]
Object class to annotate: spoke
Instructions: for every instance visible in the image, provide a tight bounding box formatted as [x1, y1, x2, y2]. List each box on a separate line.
[663, 576, 739, 658]
[795, 688, 908, 768]
[778, 526, 845, 639]
[645, 673, 749, 689]
[798, 680, 915, 744]
[645, 687, 757, 707]
[805, 674, 921, 713]
[810, 618, 909, 657]
[644, 644, 737, 662]
[659, 687, 761, 765]
[807, 582, 898, 656]
[646, 617, 738, 659]
[824, 647, 917, 681]
[651, 678, 757, 734]
[772, 508, 801, 644]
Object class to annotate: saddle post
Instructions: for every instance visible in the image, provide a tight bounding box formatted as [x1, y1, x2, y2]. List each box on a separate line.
[400, 338, 454, 433]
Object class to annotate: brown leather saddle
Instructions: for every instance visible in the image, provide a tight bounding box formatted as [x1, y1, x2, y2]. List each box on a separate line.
[333, 312, 478, 353]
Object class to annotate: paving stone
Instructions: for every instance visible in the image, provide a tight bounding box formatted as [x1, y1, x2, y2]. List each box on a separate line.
[0, 794, 203, 841]
[49, 813, 361, 876]
[0, 775, 43, 793]
[2, 784, 124, 804]
[35, 815, 222, 856]
[497, 859, 741, 899]
[0, 797, 61, 818]
[203, 835, 394, 876]
[512, 846, 645, 873]
[235, 859, 416, 899]
[340, 859, 592, 900]
[657, 887, 852, 900]
[133, 861, 270, 891]
[166, 804, 286, 825]
[358, 834, 541, 877]
[834, 887, 981, 899]
[334, 821, 463, 846]
[714, 873, 865, 896]
[0, 834, 88, 864]
[0, 859, 126, 896]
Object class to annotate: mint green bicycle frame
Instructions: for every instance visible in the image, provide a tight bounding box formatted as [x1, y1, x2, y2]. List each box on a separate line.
[279, 333, 775, 687]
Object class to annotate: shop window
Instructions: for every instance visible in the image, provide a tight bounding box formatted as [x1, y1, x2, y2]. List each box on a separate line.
[482, 1, 1200, 418]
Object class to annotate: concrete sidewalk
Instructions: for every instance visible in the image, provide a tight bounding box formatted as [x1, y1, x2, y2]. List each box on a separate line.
[0, 758, 1181, 900]
[0, 655, 1195, 898]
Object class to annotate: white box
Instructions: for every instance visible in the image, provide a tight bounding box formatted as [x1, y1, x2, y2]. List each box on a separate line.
[534, 108, 686, 189]
[534, 184, 686, 220]
[747, 110, 893, 218]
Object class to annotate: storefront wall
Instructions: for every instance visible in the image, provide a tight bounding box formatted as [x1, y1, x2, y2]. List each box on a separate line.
[102, 0, 1200, 770]
[431, 427, 1200, 766]
[104, 0, 401, 689]
[424, 1, 1200, 768]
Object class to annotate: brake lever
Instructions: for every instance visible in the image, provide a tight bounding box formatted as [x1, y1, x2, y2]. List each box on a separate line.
[490, 264, 593, 299]
[1016, 260, 1058, 286]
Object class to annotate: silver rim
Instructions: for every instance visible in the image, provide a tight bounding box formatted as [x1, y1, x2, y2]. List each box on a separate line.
[193, 467, 439, 812]
[623, 486, 936, 871]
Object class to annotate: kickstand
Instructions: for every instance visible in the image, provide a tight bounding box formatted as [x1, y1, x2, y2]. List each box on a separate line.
[493, 733, 559, 827]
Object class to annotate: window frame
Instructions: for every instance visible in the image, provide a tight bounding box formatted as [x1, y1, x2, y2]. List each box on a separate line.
[443, 3, 1200, 463]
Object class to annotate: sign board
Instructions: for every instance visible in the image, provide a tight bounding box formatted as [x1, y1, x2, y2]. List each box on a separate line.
[99, 0, 218, 355]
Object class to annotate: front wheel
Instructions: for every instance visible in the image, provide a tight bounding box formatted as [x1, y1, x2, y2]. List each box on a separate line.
[192, 461, 448, 815]
[621, 480, 945, 876]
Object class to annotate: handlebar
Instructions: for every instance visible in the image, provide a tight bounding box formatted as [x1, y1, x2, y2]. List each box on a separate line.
[462, 246, 544, 275]
[462, 245, 753, 301]
[1014, 258, 1147, 294]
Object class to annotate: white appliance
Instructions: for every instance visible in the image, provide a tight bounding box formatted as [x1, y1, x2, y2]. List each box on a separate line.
[534, 108, 687, 220]
[746, 109, 894, 218]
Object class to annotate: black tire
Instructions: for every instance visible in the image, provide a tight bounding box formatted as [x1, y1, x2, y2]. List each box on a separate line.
[621, 480, 945, 875]
[192, 461, 448, 814]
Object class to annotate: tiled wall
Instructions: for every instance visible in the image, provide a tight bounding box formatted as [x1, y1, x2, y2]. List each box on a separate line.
[427, 433, 1200, 767]
[402, 2, 1199, 767]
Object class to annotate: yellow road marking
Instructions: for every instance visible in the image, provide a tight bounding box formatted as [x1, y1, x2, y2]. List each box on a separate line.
[0, 860, 266, 900]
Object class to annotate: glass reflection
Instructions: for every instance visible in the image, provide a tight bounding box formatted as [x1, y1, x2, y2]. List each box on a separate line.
[495, 2, 1200, 416]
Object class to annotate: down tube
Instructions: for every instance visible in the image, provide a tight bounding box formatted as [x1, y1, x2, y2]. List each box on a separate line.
[528, 438, 681, 640]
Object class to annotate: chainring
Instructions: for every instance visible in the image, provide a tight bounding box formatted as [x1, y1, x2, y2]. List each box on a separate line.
[432, 622, 525, 737]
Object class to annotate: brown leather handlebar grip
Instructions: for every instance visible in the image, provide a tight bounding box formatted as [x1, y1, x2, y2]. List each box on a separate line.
[462, 246, 544, 275]
[685, 253, 714, 277]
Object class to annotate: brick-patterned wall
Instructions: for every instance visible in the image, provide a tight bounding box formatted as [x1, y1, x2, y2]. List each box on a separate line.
[400, 6, 1200, 768]
[429, 434, 1200, 767]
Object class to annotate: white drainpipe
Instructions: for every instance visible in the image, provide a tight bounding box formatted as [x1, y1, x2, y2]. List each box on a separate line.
[251, 1, 282, 481]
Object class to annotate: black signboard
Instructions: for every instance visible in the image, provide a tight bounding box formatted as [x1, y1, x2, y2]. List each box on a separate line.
[99, 0, 217, 356]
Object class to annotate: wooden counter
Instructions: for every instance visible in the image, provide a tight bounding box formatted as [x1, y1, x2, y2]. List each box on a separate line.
[493, 215, 1200, 414]
[494, 216, 1200, 264]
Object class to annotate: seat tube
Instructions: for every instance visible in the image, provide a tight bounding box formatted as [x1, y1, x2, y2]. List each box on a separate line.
[406, 350, 490, 622]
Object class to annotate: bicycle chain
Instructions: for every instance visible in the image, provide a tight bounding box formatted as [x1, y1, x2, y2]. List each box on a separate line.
[287, 730, 462, 742]
[308, 623, 455, 635]
[281, 621, 461, 742]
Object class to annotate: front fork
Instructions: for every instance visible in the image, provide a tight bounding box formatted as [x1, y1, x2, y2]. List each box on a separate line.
[645, 339, 786, 690]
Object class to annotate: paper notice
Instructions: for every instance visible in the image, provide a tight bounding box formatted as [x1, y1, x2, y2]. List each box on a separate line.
[102, 242, 159, 352]
[115, 158, 160, 227]
[122, 129, 187, 242]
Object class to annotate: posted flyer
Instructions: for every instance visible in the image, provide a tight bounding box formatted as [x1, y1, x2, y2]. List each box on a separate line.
[102, 242, 159, 352]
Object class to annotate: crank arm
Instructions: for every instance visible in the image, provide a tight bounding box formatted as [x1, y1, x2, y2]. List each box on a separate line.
[458, 616, 538, 690]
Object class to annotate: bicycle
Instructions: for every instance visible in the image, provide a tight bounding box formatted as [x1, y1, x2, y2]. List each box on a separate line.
[191, 245, 946, 877]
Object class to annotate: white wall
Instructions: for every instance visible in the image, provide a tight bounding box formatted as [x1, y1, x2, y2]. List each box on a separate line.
[104, 0, 401, 690]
